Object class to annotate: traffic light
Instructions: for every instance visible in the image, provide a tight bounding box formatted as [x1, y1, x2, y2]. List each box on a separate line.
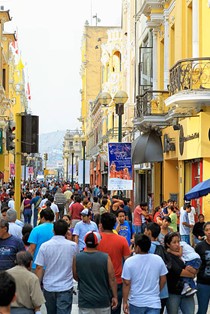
[6, 120, 15, 151]
[43, 153, 48, 160]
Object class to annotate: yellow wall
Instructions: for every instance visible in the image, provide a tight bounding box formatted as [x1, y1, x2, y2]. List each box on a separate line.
[202, 158, 210, 221]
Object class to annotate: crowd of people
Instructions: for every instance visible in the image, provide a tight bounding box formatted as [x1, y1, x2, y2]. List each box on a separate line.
[0, 180, 209, 314]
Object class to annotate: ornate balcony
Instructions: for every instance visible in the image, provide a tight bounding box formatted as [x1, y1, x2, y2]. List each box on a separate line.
[134, 90, 169, 131]
[165, 57, 210, 115]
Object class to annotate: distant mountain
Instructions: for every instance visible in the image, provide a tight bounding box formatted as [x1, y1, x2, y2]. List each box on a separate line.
[39, 130, 66, 168]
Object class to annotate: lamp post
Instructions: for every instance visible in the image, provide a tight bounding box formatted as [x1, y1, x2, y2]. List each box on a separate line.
[113, 91, 128, 142]
[98, 90, 128, 195]
[98, 90, 128, 143]
[71, 149, 75, 186]
[82, 140, 86, 191]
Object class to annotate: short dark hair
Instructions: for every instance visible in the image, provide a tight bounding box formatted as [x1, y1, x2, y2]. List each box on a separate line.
[93, 196, 98, 202]
[48, 195, 54, 202]
[116, 209, 126, 217]
[140, 202, 148, 207]
[16, 251, 33, 268]
[0, 272, 16, 306]
[100, 212, 116, 231]
[101, 199, 108, 207]
[135, 234, 151, 253]
[75, 196, 81, 203]
[45, 200, 52, 207]
[146, 222, 161, 239]
[40, 208, 54, 222]
[53, 219, 68, 236]
[123, 198, 130, 206]
[162, 216, 171, 223]
[0, 219, 9, 232]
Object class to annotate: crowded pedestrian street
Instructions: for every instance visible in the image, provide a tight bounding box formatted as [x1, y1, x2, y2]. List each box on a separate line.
[1, 0, 210, 313]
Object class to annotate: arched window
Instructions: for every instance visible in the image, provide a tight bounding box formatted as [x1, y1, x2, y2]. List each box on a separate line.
[113, 51, 121, 72]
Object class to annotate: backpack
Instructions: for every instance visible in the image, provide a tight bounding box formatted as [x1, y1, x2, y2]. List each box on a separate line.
[154, 244, 172, 270]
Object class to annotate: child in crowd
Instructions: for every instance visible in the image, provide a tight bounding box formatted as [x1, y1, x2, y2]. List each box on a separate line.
[167, 239, 201, 296]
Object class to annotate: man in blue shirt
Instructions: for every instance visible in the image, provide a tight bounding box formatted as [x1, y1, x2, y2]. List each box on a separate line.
[114, 210, 135, 246]
[28, 209, 54, 270]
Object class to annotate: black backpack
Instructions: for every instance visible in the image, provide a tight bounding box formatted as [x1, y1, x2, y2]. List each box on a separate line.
[154, 244, 172, 270]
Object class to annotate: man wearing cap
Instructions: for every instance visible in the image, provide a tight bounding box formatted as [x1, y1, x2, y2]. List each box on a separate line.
[73, 231, 118, 314]
[73, 209, 98, 251]
[6, 209, 22, 239]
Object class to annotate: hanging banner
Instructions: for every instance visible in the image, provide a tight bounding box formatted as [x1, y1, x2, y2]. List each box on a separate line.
[108, 142, 133, 191]
[10, 163, 15, 176]
[78, 160, 90, 184]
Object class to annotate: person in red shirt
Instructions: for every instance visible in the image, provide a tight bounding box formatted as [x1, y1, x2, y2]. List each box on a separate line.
[69, 196, 84, 227]
[0, 188, 9, 204]
[97, 212, 131, 314]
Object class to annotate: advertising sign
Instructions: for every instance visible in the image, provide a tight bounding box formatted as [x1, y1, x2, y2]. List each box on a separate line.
[108, 142, 133, 191]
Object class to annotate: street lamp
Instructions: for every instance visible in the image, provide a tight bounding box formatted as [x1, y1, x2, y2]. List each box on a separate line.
[113, 90, 128, 142]
[63, 150, 70, 181]
[98, 90, 128, 142]
[81, 138, 86, 191]
[71, 149, 75, 186]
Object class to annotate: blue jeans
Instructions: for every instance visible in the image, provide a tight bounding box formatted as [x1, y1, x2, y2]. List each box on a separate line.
[111, 283, 122, 314]
[182, 258, 202, 289]
[33, 207, 38, 227]
[180, 235, 190, 245]
[134, 225, 142, 234]
[166, 293, 195, 314]
[129, 304, 160, 314]
[44, 288, 73, 314]
[11, 309, 34, 314]
[197, 283, 210, 314]
[23, 209, 32, 224]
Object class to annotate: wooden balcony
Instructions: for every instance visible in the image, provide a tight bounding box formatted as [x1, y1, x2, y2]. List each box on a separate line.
[165, 57, 210, 115]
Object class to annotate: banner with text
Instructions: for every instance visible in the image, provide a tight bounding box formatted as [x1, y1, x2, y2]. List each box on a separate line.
[108, 142, 133, 191]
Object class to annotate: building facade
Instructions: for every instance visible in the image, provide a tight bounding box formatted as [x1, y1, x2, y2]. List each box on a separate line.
[133, 0, 210, 221]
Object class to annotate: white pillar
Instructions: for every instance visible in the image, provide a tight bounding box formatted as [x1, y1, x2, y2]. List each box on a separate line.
[192, 0, 199, 57]
[164, 14, 169, 89]
[152, 28, 158, 90]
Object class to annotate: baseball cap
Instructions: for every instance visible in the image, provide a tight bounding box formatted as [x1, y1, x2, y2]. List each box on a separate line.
[80, 208, 90, 216]
[84, 231, 102, 247]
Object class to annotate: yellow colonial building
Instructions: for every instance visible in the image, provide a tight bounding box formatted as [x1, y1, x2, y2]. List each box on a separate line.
[0, 8, 27, 182]
[80, 15, 135, 189]
[133, 0, 210, 220]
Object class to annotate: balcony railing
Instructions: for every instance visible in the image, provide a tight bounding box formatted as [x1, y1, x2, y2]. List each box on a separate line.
[169, 57, 210, 95]
[135, 90, 169, 118]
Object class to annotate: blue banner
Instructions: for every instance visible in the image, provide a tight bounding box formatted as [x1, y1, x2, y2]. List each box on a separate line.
[108, 142, 133, 191]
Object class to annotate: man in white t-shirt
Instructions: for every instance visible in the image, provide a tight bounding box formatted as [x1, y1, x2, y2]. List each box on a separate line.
[122, 234, 167, 313]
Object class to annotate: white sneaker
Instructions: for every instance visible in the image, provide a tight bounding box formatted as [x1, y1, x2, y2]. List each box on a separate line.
[181, 283, 192, 295]
[185, 288, 197, 296]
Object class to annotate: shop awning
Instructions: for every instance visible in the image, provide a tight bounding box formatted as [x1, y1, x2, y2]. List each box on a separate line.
[132, 131, 163, 164]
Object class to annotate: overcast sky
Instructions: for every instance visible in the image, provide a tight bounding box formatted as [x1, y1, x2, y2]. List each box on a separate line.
[2, 0, 121, 134]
